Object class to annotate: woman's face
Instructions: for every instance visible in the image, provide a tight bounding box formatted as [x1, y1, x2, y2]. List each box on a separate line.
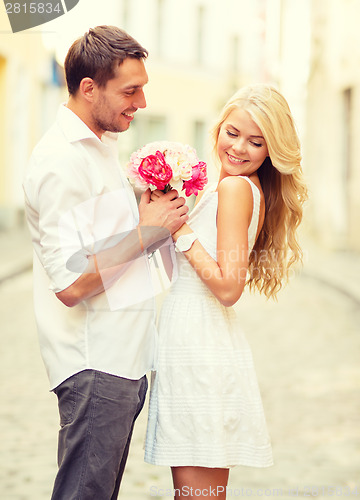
[217, 107, 269, 179]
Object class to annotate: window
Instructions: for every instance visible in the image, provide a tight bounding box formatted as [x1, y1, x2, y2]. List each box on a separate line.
[0, 56, 6, 210]
[343, 87, 352, 185]
[342, 87, 352, 230]
[196, 5, 205, 65]
[156, 0, 165, 57]
[194, 120, 206, 159]
[122, 0, 130, 29]
[230, 35, 240, 75]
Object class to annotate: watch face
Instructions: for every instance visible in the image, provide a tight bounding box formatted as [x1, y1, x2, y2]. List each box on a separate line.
[183, 235, 192, 250]
[176, 233, 197, 252]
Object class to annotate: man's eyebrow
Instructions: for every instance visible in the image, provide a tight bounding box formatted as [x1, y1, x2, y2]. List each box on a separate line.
[122, 84, 142, 91]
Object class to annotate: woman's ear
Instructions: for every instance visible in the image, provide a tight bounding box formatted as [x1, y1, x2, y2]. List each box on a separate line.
[79, 77, 95, 102]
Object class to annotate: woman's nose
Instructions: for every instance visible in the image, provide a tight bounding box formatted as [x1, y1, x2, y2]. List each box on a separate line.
[233, 138, 247, 155]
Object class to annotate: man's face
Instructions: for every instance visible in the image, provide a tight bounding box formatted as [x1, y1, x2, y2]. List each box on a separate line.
[91, 57, 148, 135]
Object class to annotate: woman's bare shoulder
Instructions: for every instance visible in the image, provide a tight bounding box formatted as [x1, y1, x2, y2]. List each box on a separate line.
[217, 175, 253, 199]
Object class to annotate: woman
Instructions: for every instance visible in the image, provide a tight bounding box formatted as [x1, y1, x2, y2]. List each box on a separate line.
[145, 84, 307, 498]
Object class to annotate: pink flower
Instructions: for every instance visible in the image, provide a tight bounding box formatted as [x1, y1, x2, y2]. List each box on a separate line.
[138, 151, 173, 190]
[182, 162, 208, 196]
[127, 141, 208, 196]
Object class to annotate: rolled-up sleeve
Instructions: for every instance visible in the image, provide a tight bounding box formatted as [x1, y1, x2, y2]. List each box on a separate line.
[24, 148, 93, 293]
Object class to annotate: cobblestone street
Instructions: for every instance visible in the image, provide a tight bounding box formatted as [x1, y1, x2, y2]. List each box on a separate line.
[1, 232, 359, 499]
[2, 0, 360, 497]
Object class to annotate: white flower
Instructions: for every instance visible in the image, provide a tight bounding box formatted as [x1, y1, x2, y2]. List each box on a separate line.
[126, 140, 207, 196]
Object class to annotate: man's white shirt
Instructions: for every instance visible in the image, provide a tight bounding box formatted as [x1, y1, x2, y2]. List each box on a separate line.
[23, 105, 159, 390]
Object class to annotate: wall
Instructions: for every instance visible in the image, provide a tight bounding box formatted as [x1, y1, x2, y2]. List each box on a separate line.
[304, 0, 360, 249]
[0, 8, 64, 229]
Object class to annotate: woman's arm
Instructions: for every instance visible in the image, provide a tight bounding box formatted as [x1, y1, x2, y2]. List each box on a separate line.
[173, 176, 254, 306]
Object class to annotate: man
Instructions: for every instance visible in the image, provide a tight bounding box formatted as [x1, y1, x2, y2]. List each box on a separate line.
[23, 26, 188, 499]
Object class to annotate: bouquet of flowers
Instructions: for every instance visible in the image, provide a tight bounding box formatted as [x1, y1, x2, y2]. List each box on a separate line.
[126, 141, 208, 196]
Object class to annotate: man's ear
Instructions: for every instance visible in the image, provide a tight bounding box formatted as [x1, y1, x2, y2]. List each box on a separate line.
[79, 77, 95, 102]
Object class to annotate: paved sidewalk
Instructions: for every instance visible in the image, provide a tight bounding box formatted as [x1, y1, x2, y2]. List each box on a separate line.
[1, 226, 359, 499]
[301, 236, 360, 306]
[0, 224, 33, 285]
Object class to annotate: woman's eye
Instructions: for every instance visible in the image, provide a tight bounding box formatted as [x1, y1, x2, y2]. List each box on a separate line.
[250, 141, 262, 148]
[226, 130, 237, 138]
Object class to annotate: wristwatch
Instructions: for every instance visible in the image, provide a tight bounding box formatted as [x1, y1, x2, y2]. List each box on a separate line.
[175, 232, 198, 252]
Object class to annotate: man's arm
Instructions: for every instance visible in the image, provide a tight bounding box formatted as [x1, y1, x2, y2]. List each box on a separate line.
[56, 189, 188, 307]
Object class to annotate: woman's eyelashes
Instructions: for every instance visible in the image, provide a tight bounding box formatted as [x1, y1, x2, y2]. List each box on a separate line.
[226, 130, 263, 148]
[226, 130, 237, 138]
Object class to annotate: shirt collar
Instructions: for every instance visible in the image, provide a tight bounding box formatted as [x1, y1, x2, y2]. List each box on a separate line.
[57, 104, 118, 146]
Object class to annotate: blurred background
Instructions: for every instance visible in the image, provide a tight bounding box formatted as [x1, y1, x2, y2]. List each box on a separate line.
[0, 0, 359, 248]
[0, 0, 359, 499]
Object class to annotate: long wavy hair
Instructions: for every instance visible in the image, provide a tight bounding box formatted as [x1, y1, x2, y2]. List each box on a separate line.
[211, 84, 308, 298]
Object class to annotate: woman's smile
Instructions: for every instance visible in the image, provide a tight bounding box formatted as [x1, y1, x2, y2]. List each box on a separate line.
[226, 153, 249, 165]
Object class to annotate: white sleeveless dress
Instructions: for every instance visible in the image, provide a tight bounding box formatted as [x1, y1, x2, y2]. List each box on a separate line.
[144, 176, 273, 468]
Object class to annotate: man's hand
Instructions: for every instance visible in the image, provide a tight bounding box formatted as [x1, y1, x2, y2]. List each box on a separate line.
[56, 189, 188, 308]
[138, 188, 189, 234]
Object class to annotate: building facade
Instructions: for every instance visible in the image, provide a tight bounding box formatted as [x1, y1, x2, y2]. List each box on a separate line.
[1, 0, 359, 252]
[304, 0, 360, 250]
[0, 0, 267, 229]
[117, 0, 268, 181]
[0, 7, 65, 229]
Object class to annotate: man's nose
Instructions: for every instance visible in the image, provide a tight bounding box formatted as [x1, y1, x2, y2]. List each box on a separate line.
[134, 89, 146, 109]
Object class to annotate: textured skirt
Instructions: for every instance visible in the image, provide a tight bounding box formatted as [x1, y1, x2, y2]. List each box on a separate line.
[144, 286, 273, 468]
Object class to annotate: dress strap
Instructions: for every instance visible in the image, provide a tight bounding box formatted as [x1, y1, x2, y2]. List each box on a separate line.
[238, 176, 261, 251]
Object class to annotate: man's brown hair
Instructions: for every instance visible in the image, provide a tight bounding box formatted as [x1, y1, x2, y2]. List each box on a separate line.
[64, 25, 148, 95]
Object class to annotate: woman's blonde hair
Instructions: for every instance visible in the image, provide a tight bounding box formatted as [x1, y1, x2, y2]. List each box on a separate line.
[212, 84, 308, 298]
